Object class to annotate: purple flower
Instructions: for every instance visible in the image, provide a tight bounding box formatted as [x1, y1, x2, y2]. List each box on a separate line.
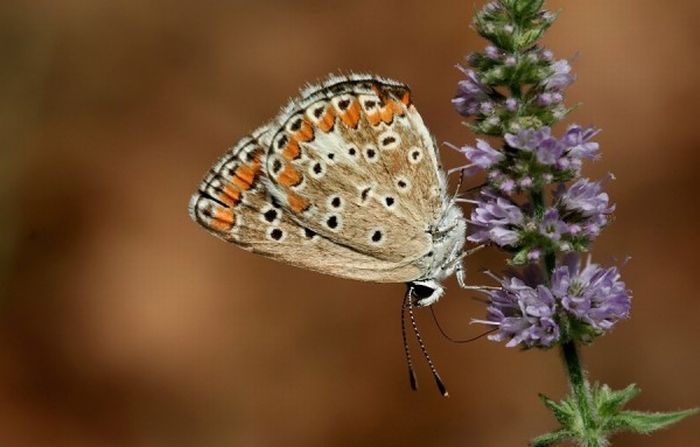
[563, 125, 601, 160]
[536, 136, 565, 165]
[537, 91, 563, 106]
[447, 139, 504, 176]
[505, 127, 551, 152]
[505, 127, 564, 165]
[541, 48, 554, 62]
[452, 67, 492, 117]
[480, 101, 495, 114]
[465, 139, 504, 169]
[484, 45, 502, 59]
[537, 92, 554, 106]
[557, 177, 615, 218]
[505, 97, 518, 112]
[473, 274, 561, 348]
[539, 208, 569, 242]
[551, 255, 631, 332]
[483, 1, 502, 13]
[503, 125, 602, 175]
[467, 190, 524, 246]
[544, 59, 575, 91]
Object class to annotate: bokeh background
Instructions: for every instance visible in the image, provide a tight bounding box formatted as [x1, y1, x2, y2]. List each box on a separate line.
[1, 0, 698, 446]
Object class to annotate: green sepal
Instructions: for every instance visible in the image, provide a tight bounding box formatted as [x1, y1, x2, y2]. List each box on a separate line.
[515, 26, 549, 51]
[511, 248, 530, 265]
[511, 0, 545, 22]
[473, 14, 517, 52]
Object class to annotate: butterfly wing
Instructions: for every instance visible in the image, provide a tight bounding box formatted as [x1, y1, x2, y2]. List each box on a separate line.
[262, 74, 448, 267]
[189, 126, 423, 283]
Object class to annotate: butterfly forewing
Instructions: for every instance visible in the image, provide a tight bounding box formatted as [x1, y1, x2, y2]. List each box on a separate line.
[262, 75, 448, 265]
[189, 122, 424, 283]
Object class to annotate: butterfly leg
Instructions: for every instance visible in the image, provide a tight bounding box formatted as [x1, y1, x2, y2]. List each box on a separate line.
[455, 245, 502, 291]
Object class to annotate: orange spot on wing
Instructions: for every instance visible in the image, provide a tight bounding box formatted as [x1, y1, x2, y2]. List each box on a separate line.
[220, 184, 241, 206]
[294, 119, 315, 142]
[283, 138, 301, 160]
[232, 175, 250, 190]
[212, 207, 235, 231]
[317, 108, 336, 133]
[287, 191, 310, 213]
[277, 164, 303, 187]
[391, 99, 405, 116]
[380, 101, 395, 124]
[231, 158, 262, 190]
[235, 164, 256, 186]
[340, 100, 361, 128]
[400, 91, 411, 106]
[367, 111, 381, 126]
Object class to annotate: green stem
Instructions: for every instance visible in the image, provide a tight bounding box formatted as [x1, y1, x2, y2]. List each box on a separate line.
[532, 182, 601, 445]
[530, 188, 545, 216]
[561, 340, 601, 447]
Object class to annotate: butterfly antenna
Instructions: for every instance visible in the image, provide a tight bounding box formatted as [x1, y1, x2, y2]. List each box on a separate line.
[401, 291, 418, 391]
[429, 305, 497, 343]
[406, 287, 449, 397]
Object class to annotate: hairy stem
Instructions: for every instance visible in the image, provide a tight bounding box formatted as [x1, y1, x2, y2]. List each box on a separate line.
[533, 182, 601, 446]
[561, 340, 602, 447]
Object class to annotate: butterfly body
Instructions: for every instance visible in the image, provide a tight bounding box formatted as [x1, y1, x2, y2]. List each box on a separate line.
[189, 74, 467, 306]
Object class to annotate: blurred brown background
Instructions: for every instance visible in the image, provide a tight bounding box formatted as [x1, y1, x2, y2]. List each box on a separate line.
[1, 0, 698, 446]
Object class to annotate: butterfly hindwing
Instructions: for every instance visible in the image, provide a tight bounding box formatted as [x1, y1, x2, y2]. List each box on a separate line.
[262, 75, 448, 264]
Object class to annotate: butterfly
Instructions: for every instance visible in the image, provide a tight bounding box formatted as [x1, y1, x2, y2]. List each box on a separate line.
[189, 73, 472, 395]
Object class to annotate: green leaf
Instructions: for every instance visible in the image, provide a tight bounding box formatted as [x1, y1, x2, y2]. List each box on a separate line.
[594, 383, 641, 417]
[605, 409, 699, 435]
[529, 429, 574, 447]
[539, 393, 575, 426]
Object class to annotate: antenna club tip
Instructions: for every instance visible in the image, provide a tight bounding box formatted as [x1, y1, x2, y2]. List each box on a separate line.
[435, 375, 449, 397]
